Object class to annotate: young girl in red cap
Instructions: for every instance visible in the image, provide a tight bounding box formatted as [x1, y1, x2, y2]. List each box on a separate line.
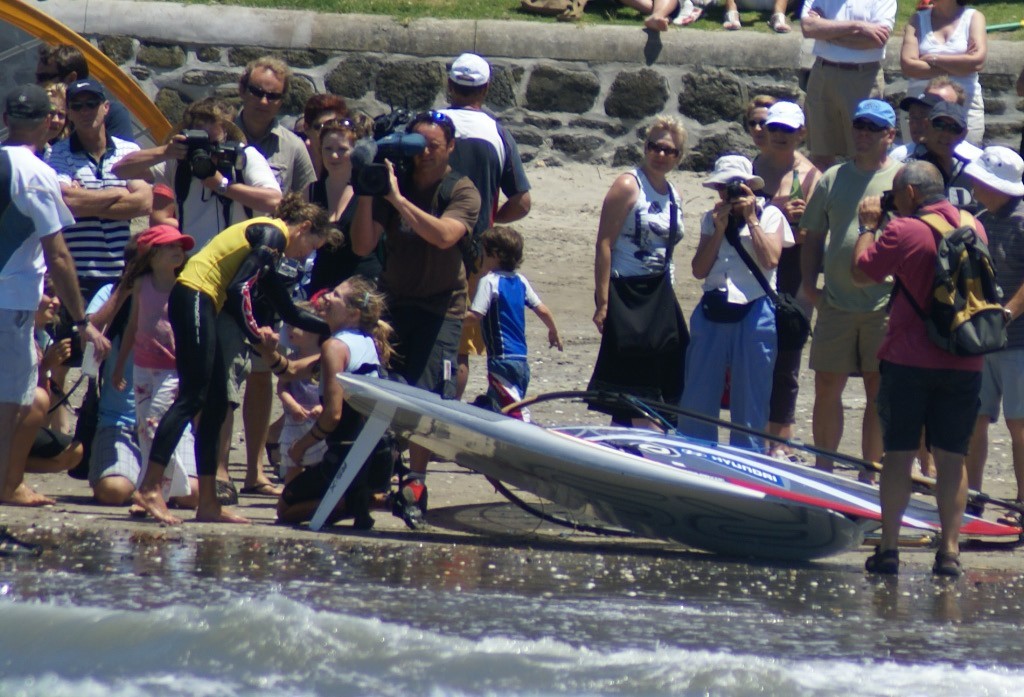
[112, 224, 199, 509]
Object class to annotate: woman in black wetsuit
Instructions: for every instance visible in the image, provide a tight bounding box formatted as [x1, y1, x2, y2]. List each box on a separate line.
[306, 120, 383, 293]
[133, 193, 337, 525]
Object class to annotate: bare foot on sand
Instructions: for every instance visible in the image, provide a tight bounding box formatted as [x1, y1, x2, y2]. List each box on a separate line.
[2, 484, 55, 507]
[644, 15, 669, 31]
[132, 488, 182, 525]
[195, 504, 251, 524]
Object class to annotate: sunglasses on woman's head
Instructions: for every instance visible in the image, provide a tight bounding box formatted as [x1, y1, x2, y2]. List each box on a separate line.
[646, 141, 680, 157]
[852, 119, 887, 133]
[930, 119, 964, 135]
[766, 123, 798, 134]
[314, 118, 354, 132]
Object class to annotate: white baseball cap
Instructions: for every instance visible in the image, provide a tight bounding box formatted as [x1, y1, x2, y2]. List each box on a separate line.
[765, 101, 805, 129]
[702, 154, 765, 190]
[964, 146, 1024, 198]
[449, 53, 491, 87]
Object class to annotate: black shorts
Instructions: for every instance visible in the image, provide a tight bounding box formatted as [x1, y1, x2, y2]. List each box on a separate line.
[30, 427, 73, 459]
[388, 307, 461, 399]
[877, 360, 981, 455]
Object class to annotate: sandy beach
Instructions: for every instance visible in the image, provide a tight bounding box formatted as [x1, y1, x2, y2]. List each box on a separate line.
[4, 160, 1023, 574]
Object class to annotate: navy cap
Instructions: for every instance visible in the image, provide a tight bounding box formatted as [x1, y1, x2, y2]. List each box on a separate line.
[4, 84, 52, 120]
[929, 101, 967, 129]
[67, 79, 105, 101]
[899, 92, 942, 112]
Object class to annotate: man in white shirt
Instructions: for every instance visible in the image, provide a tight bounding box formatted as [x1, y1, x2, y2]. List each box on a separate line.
[801, 0, 897, 171]
[0, 85, 109, 507]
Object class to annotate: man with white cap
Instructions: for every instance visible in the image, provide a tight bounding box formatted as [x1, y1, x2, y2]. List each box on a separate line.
[891, 78, 981, 164]
[799, 99, 899, 477]
[439, 53, 532, 401]
[963, 147, 1024, 517]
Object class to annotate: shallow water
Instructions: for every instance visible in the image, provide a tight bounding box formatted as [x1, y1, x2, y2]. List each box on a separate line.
[1, 529, 1024, 696]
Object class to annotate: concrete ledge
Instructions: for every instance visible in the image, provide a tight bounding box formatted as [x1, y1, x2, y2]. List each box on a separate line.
[39, 0, 1021, 70]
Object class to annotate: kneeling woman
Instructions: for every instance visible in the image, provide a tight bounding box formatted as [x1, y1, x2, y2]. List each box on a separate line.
[270, 276, 395, 527]
[679, 155, 793, 450]
[133, 193, 335, 525]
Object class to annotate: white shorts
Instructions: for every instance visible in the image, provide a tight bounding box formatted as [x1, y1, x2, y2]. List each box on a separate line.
[134, 365, 197, 499]
[279, 415, 328, 479]
[0, 309, 39, 406]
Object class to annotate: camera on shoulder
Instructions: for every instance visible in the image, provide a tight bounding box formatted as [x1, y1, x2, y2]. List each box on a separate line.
[180, 129, 247, 181]
[351, 109, 428, 197]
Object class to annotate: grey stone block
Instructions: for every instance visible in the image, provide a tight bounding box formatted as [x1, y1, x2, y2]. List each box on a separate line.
[197, 47, 222, 63]
[182, 69, 237, 87]
[985, 98, 1006, 116]
[678, 68, 748, 126]
[99, 36, 134, 65]
[155, 88, 188, 126]
[680, 123, 753, 171]
[375, 60, 446, 111]
[604, 68, 668, 119]
[525, 65, 599, 114]
[326, 56, 383, 100]
[524, 115, 562, 129]
[137, 42, 186, 70]
[612, 144, 642, 168]
[551, 133, 605, 161]
[508, 128, 544, 147]
[283, 76, 315, 116]
[228, 47, 330, 68]
[485, 65, 524, 110]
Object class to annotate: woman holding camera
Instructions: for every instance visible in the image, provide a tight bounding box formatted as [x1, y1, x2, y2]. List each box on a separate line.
[305, 119, 383, 294]
[131, 193, 335, 526]
[677, 154, 792, 450]
[112, 98, 281, 250]
[588, 116, 688, 425]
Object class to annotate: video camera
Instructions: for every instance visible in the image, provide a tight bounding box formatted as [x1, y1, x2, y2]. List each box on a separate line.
[181, 129, 247, 181]
[351, 109, 428, 197]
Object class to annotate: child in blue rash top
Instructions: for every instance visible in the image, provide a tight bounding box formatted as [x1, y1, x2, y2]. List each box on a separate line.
[465, 226, 563, 413]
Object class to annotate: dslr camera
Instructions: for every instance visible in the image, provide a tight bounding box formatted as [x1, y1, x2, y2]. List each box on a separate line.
[724, 177, 746, 201]
[181, 129, 247, 181]
[352, 109, 429, 197]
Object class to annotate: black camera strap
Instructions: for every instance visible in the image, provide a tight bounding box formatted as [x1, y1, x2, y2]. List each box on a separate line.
[174, 159, 251, 232]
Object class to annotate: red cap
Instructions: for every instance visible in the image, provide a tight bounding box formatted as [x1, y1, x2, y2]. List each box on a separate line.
[152, 183, 175, 201]
[136, 224, 195, 252]
[308, 288, 330, 310]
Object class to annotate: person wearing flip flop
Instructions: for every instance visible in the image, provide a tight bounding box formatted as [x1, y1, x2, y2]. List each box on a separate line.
[853, 159, 987, 578]
[719, 0, 796, 32]
[800, 0, 896, 172]
[618, 0, 683, 31]
[963, 148, 1024, 525]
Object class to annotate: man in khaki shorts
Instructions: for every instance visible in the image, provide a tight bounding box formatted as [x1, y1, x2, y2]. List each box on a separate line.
[800, 0, 896, 171]
[800, 99, 900, 475]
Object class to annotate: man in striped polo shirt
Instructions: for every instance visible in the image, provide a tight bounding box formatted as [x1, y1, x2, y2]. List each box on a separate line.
[46, 79, 151, 302]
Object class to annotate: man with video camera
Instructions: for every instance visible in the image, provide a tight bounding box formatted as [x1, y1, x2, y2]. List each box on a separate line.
[114, 99, 281, 250]
[351, 110, 481, 524]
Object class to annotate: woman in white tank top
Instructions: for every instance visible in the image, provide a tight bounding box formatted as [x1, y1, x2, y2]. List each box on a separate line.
[900, 0, 987, 145]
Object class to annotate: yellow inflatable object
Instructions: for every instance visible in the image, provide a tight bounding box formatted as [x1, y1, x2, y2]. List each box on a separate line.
[1, 0, 172, 142]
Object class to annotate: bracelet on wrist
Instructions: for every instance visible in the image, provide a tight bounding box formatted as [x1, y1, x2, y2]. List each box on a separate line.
[858, 226, 877, 236]
[272, 357, 290, 376]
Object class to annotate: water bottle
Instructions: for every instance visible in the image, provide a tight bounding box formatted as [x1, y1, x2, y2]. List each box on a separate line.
[81, 343, 99, 379]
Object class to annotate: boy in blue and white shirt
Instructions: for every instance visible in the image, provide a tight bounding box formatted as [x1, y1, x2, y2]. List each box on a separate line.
[466, 226, 562, 413]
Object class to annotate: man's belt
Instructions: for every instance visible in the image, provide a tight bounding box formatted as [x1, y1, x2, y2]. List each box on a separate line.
[816, 58, 881, 71]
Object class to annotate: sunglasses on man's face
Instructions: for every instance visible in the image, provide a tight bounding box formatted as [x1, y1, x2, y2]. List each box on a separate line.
[747, 119, 767, 129]
[245, 84, 284, 102]
[645, 141, 680, 158]
[766, 123, 798, 134]
[68, 100, 102, 112]
[852, 119, 887, 133]
[930, 119, 965, 135]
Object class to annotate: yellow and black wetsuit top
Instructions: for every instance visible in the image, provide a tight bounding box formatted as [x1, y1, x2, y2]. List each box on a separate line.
[178, 217, 328, 343]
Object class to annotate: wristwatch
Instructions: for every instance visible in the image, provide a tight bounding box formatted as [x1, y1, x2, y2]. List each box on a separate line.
[1003, 307, 1014, 324]
[858, 225, 877, 236]
[217, 176, 231, 195]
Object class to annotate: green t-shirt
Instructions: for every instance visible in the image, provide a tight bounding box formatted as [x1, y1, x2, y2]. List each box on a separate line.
[800, 159, 900, 312]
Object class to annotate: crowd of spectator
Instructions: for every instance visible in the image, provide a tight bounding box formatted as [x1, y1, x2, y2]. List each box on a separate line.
[1, 20, 1023, 578]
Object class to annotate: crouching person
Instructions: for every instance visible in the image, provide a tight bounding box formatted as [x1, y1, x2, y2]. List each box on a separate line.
[260, 276, 396, 528]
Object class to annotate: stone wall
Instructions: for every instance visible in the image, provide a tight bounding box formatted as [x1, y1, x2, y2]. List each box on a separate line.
[39, 0, 1024, 170]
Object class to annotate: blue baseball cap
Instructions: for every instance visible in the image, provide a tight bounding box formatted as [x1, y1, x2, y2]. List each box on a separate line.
[67, 79, 105, 101]
[852, 99, 896, 128]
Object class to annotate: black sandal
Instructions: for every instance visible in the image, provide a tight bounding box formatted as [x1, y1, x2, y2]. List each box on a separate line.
[865, 548, 899, 574]
[932, 551, 962, 577]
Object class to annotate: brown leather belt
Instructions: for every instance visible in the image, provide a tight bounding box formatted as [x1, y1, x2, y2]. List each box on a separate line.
[816, 57, 880, 71]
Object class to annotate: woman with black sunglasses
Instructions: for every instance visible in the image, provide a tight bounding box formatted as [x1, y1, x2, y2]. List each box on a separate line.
[588, 116, 688, 426]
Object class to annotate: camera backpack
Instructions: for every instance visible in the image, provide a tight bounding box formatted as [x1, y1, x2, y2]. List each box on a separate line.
[893, 209, 1007, 356]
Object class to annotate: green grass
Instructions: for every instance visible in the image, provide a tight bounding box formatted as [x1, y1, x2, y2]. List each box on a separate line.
[166, 0, 1022, 37]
